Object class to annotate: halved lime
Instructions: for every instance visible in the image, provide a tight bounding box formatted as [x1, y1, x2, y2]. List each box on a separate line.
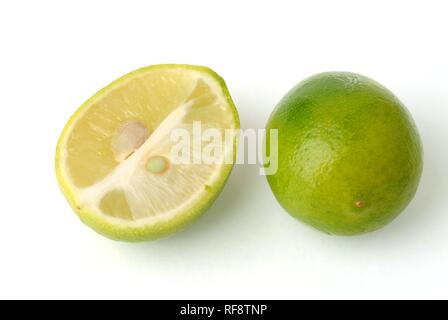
[56, 64, 239, 241]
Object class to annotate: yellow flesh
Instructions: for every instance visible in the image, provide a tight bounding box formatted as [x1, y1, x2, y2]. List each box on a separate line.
[60, 68, 235, 222]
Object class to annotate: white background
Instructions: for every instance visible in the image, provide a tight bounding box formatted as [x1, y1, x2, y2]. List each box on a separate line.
[1, 0, 447, 299]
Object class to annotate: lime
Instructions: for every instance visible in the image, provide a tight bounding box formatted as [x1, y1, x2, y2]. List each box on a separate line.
[266, 72, 423, 235]
[56, 64, 239, 241]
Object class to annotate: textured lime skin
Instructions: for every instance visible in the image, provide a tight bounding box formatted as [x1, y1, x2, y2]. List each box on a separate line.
[266, 72, 423, 235]
[56, 64, 240, 242]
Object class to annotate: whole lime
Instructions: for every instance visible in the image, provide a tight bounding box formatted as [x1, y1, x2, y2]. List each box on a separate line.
[266, 72, 423, 235]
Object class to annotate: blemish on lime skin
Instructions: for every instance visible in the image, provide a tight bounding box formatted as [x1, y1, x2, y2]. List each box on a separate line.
[355, 200, 365, 208]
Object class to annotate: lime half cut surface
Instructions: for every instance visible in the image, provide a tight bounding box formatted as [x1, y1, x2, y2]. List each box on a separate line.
[56, 64, 239, 241]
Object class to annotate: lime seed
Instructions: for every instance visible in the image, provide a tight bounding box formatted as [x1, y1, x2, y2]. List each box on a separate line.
[146, 156, 169, 174]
